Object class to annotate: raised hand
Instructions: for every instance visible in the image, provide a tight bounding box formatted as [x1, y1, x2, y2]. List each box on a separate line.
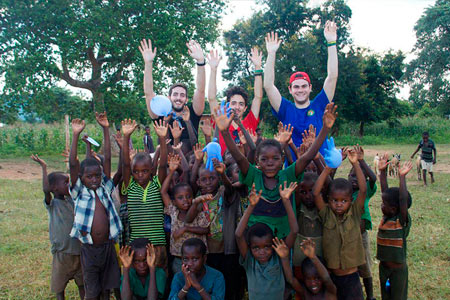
[119, 246, 134, 269]
[95, 111, 109, 128]
[153, 119, 168, 138]
[81, 134, 89, 144]
[248, 183, 262, 207]
[265, 31, 282, 54]
[121, 119, 137, 137]
[113, 132, 123, 149]
[213, 107, 234, 131]
[193, 143, 205, 162]
[356, 144, 364, 161]
[61, 149, 70, 163]
[323, 103, 338, 129]
[31, 154, 47, 167]
[300, 238, 316, 259]
[324, 20, 337, 42]
[341, 146, 348, 161]
[199, 118, 212, 137]
[399, 161, 413, 177]
[302, 124, 316, 148]
[139, 39, 157, 63]
[378, 152, 389, 171]
[279, 181, 297, 201]
[347, 147, 358, 164]
[193, 194, 213, 204]
[187, 40, 204, 63]
[274, 123, 293, 145]
[146, 244, 156, 268]
[182, 105, 191, 122]
[250, 47, 262, 69]
[169, 121, 184, 140]
[71, 118, 86, 135]
[172, 141, 183, 153]
[168, 153, 181, 172]
[272, 237, 289, 259]
[207, 49, 222, 69]
[213, 158, 226, 174]
[238, 130, 247, 145]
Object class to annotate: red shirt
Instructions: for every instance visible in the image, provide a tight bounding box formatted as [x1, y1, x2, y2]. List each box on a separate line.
[217, 110, 259, 155]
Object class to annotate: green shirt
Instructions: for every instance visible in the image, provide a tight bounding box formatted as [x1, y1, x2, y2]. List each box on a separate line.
[121, 267, 167, 299]
[377, 213, 411, 264]
[123, 177, 166, 245]
[352, 181, 377, 230]
[239, 163, 302, 238]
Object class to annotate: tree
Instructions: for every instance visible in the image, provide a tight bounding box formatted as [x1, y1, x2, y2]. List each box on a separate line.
[407, 0, 450, 114]
[0, 0, 225, 113]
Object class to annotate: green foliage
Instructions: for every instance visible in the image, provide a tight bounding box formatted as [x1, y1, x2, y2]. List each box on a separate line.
[0, 0, 225, 114]
[407, 0, 450, 114]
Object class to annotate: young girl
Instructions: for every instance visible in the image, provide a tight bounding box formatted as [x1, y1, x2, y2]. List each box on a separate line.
[161, 153, 211, 274]
[214, 103, 338, 239]
[121, 119, 168, 268]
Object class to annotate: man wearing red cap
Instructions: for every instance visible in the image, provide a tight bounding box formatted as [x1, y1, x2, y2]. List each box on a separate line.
[263, 21, 338, 155]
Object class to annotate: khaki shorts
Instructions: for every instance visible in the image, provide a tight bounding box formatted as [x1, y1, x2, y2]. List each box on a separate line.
[358, 230, 372, 279]
[421, 160, 433, 172]
[51, 252, 84, 293]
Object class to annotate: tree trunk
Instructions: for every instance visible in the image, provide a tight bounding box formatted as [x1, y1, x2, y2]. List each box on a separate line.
[359, 121, 364, 137]
[91, 90, 105, 112]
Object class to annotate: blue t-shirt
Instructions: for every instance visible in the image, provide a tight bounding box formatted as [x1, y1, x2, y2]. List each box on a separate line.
[272, 89, 330, 155]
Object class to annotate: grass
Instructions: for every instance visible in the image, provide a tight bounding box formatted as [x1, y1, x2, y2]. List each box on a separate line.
[0, 145, 449, 299]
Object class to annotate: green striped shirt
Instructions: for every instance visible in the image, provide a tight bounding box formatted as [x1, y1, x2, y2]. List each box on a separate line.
[123, 177, 166, 245]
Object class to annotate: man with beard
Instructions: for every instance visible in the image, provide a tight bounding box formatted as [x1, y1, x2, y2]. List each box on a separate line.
[140, 39, 206, 150]
[263, 21, 338, 156]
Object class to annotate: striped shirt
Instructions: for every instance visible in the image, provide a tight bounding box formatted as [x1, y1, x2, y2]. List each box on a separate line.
[419, 139, 435, 162]
[122, 176, 166, 245]
[376, 213, 411, 264]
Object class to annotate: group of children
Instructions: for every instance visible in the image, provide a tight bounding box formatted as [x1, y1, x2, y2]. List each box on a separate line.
[32, 98, 414, 300]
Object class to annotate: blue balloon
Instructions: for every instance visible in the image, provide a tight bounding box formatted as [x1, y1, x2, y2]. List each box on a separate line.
[150, 95, 172, 117]
[202, 138, 223, 171]
[323, 137, 342, 168]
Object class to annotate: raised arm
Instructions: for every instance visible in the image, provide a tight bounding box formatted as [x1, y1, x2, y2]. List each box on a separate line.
[95, 111, 111, 178]
[323, 21, 338, 101]
[112, 132, 124, 186]
[348, 147, 367, 209]
[378, 152, 389, 193]
[356, 145, 377, 188]
[214, 109, 250, 176]
[187, 40, 206, 116]
[139, 39, 158, 119]
[296, 103, 337, 176]
[234, 116, 256, 151]
[153, 120, 169, 184]
[398, 161, 412, 226]
[190, 143, 204, 194]
[250, 47, 263, 119]
[119, 246, 134, 300]
[181, 106, 198, 148]
[121, 119, 138, 188]
[235, 184, 262, 258]
[161, 153, 181, 208]
[313, 166, 332, 211]
[263, 32, 282, 112]
[207, 49, 221, 113]
[213, 159, 234, 200]
[31, 154, 52, 205]
[199, 117, 213, 144]
[272, 238, 304, 294]
[279, 182, 299, 248]
[69, 119, 85, 187]
[146, 244, 158, 300]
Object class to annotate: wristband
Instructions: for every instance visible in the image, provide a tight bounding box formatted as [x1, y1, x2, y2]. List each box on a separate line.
[327, 41, 336, 47]
[196, 60, 206, 66]
[254, 69, 263, 74]
[197, 288, 205, 293]
[254, 73, 263, 76]
[181, 288, 188, 294]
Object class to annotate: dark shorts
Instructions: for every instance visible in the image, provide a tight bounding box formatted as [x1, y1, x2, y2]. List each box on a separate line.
[80, 240, 121, 298]
[331, 271, 364, 300]
[379, 262, 408, 300]
[51, 252, 84, 293]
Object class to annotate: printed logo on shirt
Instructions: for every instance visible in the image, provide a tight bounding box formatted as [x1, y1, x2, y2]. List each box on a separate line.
[307, 109, 315, 117]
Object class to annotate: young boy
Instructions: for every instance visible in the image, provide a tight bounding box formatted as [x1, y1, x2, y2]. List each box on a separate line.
[235, 182, 299, 300]
[377, 159, 413, 300]
[31, 154, 85, 300]
[410, 131, 436, 185]
[119, 238, 166, 300]
[69, 113, 122, 300]
[273, 238, 337, 300]
[347, 145, 377, 300]
[169, 238, 225, 300]
[143, 125, 155, 154]
[313, 147, 367, 300]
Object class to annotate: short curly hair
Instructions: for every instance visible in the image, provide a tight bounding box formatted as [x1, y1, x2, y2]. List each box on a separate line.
[225, 86, 248, 106]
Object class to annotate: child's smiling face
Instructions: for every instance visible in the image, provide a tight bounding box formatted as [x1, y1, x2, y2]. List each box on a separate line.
[197, 168, 219, 195]
[303, 268, 323, 295]
[256, 145, 283, 178]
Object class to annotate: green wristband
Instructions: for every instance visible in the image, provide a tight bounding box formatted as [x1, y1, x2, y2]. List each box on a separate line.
[254, 69, 263, 74]
[327, 41, 336, 47]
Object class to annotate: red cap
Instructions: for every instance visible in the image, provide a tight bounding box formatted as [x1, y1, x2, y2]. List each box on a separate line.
[289, 71, 311, 85]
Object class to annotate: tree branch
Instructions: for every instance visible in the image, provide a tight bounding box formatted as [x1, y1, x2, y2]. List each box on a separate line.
[60, 61, 94, 91]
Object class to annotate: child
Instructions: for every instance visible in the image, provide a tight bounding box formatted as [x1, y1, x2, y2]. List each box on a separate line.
[347, 145, 377, 300]
[235, 182, 299, 300]
[161, 153, 211, 274]
[215, 103, 338, 239]
[273, 238, 337, 299]
[143, 125, 155, 154]
[169, 238, 225, 300]
[377, 160, 413, 300]
[410, 131, 436, 185]
[31, 154, 85, 300]
[69, 113, 122, 300]
[312, 147, 367, 300]
[119, 238, 166, 300]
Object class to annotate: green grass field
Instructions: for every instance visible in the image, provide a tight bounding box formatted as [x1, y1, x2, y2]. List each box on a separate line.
[0, 144, 449, 299]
